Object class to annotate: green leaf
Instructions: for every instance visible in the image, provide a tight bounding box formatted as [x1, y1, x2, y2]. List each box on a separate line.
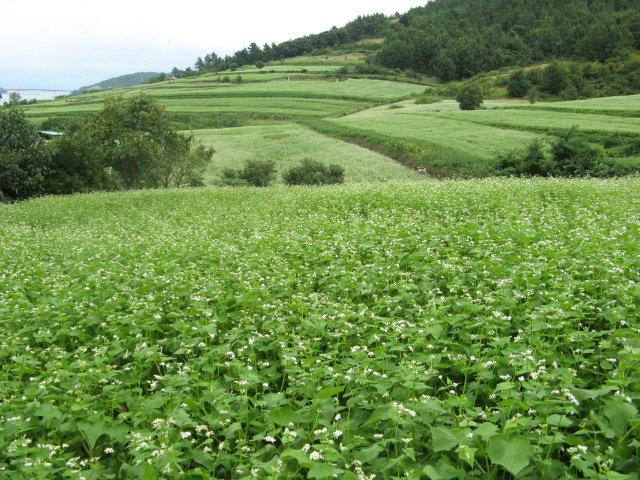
[142, 395, 168, 416]
[431, 426, 458, 452]
[488, 434, 531, 475]
[356, 444, 383, 464]
[281, 448, 312, 468]
[308, 463, 339, 479]
[362, 407, 393, 427]
[34, 403, 63, 427]
[604, 398, 637, 436]
[78, 420, 109, 449]
[474, 422, 499, 439]
[422, 465, 442, 480]
[141, 463, 157, 480]
[547, 414, 573, 427]
[35, 403, 63, 420]
[317, 385, 345, 399]
[457, 446, 477, 468]
[267, 406, 296, 426]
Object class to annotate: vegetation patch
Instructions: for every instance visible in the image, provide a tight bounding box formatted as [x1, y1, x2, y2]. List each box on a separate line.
[1, 178, 638, 478]
[191, 124, 422, 185]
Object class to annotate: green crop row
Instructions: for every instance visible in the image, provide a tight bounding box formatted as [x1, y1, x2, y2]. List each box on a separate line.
[433, 109, 640, 135]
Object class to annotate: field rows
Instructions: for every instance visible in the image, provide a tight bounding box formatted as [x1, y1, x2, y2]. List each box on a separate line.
[161, 98, 370, 117]
[513, 94, 640, 115]
[433, 109, 640, 135]
[330, 113, 547, 161]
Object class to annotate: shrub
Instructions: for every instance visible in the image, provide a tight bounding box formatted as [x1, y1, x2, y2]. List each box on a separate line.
[222, 160, 277, 187]
[455, 84, 483, 110]
[496, 128, 633, 178]
[415, 95, 441, 104]
[551, 127, 604, 176]
[496, 139, 555, 177]
[282, 158, 345, 186]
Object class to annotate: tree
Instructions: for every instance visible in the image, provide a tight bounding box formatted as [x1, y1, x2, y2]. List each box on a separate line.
[0, 104, 51, 201]
[91, 94, 214, 190]
[9, 92, 21, 103]
[153, 133, 215, 188]
[45, 118, 113, 194]
[507, 69, 530, 97]
[431, 51, 456, 82]
[455, 83, 483, 110]
[541, 61, 569, 95]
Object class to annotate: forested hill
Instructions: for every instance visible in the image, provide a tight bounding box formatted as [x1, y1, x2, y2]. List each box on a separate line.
[177, 0, 639, 84]
[377, 0, 640, 80]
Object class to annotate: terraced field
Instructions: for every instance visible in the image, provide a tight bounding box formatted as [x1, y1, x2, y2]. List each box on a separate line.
[20, 64, 640, 178]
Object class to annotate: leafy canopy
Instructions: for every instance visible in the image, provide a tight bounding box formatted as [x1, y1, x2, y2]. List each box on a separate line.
[455, 84, 483, 111]
[0, 104, 51, 201]
[49, 94, 214, 192]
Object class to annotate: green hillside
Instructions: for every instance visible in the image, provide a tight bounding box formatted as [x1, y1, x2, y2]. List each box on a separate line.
[72, 72, 162, 94]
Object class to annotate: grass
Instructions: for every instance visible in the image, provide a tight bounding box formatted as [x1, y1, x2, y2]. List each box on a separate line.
[330, 114, 547, 162]
[1, 177, 639, 479]
[434, 109, 640, 135]
[159, 98, 371, 118]
[514, 94, 640, 115]
[190, 124, 423, 185]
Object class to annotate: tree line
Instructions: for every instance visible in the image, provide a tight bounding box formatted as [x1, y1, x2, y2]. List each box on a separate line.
[160, 0, 639, 84]
[163, 13, 394, 79]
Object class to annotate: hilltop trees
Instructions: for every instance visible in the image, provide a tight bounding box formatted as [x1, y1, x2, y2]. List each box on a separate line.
[0, 104, 51, 201]
[375, 0, 639, 81]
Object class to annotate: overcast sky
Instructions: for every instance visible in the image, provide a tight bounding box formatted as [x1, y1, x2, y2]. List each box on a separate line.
[1, 0, 426, 92]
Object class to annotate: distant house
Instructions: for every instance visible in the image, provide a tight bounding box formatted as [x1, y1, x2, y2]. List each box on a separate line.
[169, 76, 178, 83]
[85, 85, 102, 92]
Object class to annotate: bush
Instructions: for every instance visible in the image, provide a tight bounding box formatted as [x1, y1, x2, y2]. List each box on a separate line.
[282, 158, 345, 186]
[496, 139, 555, 177]
[415, 95, 441, 105]
[222, 160, 277, 187]
[496, 128, 633, 178]
[455, 84, 483, 110]
[551, 127, 605, 176]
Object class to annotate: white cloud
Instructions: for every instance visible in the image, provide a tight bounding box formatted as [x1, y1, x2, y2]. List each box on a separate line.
[0, 0, 426, 90]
